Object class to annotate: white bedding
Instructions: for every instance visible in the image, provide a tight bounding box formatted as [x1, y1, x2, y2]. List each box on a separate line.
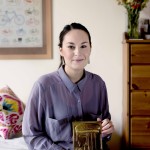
[0, 137, 28, 150]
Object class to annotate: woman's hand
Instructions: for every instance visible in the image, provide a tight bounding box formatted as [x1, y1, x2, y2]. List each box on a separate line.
[97, 118, 114, 137]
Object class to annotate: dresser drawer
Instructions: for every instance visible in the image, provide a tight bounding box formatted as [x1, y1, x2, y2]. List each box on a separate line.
[131, 66, 150, 90]
[131, 91, 150, 115]
[131, 117, 150, 148]
[131, 44, 150, 64]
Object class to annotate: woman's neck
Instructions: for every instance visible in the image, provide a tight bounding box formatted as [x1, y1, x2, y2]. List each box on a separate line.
[64, 65, 84, 83]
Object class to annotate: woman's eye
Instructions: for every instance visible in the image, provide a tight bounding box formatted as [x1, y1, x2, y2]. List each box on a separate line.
[81, 45, 87, 48]
[68, 46, 75, 50]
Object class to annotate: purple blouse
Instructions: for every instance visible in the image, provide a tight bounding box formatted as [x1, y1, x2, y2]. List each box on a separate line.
[22, 66, 111, 150]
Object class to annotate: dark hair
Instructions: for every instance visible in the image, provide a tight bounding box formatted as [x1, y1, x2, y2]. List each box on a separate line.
[58, 23, 92, 68]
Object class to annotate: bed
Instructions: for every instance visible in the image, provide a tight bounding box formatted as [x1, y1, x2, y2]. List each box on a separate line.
[0, 137, 28, 150]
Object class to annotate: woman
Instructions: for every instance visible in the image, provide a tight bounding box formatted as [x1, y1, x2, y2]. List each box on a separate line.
[22, 23, 114, 150]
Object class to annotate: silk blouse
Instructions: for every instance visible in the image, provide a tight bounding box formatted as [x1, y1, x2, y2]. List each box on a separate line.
[22, 66, 111, 150]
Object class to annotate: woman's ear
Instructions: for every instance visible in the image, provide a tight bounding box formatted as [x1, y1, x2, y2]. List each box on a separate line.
[59, 48, 63, 56]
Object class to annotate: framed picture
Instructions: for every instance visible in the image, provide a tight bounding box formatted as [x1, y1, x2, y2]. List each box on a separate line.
[73, 121, 103, 150]
[0, 0, 52, 59]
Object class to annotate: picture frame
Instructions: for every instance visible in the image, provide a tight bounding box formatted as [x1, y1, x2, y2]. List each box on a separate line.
[0, 0, 52, 59]
[73, 121, 103, 150]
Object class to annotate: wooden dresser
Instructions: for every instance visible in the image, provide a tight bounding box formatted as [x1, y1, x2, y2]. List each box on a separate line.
[122, 34, 150, 149]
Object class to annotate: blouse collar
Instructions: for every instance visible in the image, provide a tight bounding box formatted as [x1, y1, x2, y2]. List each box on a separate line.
[58, 66, 88, 93]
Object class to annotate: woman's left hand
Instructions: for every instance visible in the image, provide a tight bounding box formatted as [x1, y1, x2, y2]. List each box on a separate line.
[97, 118, 114, 137]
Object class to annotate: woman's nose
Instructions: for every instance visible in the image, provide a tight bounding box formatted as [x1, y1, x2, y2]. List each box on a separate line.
[74, 47, 81, 55]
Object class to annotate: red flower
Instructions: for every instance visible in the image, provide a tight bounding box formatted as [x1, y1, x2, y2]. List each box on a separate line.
[131, 3, 141, 9]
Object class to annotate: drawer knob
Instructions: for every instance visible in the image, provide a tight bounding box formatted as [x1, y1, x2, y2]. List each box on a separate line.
[147, 122, 150, 129]
[132, 84, 139, 90]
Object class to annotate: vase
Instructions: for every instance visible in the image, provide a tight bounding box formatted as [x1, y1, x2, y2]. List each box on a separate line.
[127, 10, 140, 39]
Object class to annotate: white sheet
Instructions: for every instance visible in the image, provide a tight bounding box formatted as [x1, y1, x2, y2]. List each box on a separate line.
[0, 137, 28, 150]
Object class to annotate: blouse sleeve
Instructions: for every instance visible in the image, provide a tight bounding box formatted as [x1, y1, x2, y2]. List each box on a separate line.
[101, 81, 112, 142]
[22, 82, 63, 150]
[101, 81, 111, 120]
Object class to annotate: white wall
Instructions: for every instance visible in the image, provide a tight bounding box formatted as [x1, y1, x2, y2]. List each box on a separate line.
[0, 0, 150, 149]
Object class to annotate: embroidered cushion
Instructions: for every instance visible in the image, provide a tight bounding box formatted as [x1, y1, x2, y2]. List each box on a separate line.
[0, 86, 24, 139]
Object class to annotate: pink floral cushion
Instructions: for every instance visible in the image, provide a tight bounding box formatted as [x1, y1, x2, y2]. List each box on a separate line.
[0, 86, 24, 139]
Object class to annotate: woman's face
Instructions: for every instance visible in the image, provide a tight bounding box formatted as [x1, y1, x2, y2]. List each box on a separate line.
[60, 29, 91, 72]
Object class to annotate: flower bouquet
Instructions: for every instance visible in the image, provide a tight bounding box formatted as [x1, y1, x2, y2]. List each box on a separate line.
[117, 0, 149, 39]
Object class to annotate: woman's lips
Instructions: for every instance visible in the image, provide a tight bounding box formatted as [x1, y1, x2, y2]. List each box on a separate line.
[73, 58, 84, 61]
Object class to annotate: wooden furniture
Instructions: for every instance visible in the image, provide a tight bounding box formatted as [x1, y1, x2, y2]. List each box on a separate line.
[122, 33, 150, 149]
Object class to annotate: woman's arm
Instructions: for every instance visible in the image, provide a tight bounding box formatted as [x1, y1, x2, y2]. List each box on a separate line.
[98, 81, 114, 141]
[22, 82, 63, 150]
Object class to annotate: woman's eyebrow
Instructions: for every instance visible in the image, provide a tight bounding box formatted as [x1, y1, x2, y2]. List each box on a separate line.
[66, 41, 88, 45]
[66, 42, 74, 45]
[81, 42, 89, 44]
